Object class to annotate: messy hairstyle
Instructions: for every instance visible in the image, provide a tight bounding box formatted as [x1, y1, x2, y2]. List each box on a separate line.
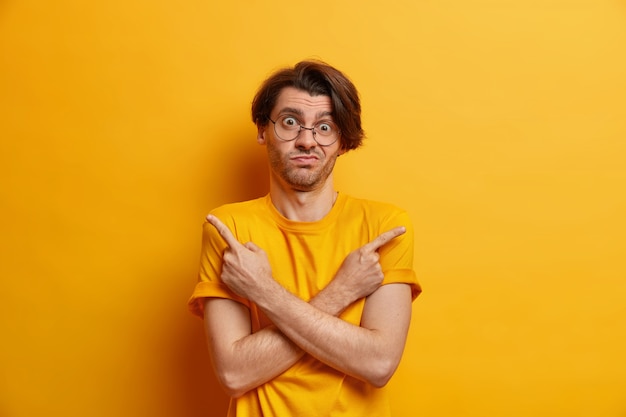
[251, 60, 364, 151]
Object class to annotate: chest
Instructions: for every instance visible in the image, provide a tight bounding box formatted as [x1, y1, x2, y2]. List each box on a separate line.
[252, 227, 365, 299]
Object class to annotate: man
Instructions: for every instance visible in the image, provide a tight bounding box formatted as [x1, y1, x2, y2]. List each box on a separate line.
[188, 60, 421, 417]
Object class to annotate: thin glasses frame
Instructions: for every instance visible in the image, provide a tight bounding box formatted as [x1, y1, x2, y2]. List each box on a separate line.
[268, 115, 340, 147]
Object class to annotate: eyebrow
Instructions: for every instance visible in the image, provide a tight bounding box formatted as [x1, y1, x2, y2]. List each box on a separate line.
[277, 107, 334, 120]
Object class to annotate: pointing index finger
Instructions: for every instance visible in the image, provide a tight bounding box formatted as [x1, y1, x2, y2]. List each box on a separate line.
[363, 226, 406, 252]
[206, 214, 240, 248]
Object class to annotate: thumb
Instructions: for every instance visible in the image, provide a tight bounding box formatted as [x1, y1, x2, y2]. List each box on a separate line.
[244, 241, 262, 252]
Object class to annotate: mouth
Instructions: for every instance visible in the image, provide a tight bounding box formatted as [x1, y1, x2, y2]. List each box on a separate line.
[290, 155, 319, 164]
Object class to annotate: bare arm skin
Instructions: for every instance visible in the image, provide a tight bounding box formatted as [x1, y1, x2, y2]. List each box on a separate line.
[253, 281, 411, 388]
[204, 214, 412, 396]
[203, 276, 371, 398]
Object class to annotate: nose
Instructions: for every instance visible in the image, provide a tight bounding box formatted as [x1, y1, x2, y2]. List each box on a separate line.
[295, 126, 317, 149]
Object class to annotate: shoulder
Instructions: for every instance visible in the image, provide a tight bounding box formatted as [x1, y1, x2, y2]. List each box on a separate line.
[338, 195, 413, 238]
[205, 196, 270, 241]
[342, 194, 410, 221]
[209, 196, 268, 220]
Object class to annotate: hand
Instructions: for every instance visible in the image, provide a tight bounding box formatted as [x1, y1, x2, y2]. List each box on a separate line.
[207, 214, 274, 301]
[330, 226, 406, 304]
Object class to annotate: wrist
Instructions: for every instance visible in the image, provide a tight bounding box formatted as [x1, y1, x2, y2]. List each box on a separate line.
[252, 277, 287, 313]
[311, 280, 352, 316]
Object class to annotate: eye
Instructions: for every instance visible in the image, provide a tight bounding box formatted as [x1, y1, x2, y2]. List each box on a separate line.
[281, 116, 299, 129]
[317, 122, 334, 135]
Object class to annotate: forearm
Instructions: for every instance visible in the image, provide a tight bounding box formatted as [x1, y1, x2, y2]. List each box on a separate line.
[254, 281, 412, 387]
[214, 323, 301, 398]
[205, 284, 359, 397]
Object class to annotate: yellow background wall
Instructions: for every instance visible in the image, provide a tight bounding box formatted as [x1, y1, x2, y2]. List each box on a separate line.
[1, 1, 625, 416]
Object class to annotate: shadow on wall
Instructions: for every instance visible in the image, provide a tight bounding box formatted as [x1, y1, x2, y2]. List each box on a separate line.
[176, 128, 269, 416]
[200, 126, 270, 208]
[233, 141, 269, 202]
[176, 315, 230, 417]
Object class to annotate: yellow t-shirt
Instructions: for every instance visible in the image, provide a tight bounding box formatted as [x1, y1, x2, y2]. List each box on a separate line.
[188, 193, 421, 417]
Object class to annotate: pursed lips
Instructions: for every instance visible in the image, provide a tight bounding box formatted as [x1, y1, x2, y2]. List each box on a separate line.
[290, 154, 320, 163]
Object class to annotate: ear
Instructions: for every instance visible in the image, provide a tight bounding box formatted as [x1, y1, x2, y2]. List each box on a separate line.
[257, 124, 267, 145]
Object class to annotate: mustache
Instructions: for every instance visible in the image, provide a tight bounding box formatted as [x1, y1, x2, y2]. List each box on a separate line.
[289, 149, 322, 158]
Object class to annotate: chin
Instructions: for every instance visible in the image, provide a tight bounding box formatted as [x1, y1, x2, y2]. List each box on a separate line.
[285, 175, 322, 190]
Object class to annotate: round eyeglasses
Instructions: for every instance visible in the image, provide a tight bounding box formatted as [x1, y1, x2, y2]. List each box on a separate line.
[268, 115, 340, 147]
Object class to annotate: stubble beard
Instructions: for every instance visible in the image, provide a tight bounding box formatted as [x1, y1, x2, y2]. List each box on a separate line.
[268, 147, 338, 191]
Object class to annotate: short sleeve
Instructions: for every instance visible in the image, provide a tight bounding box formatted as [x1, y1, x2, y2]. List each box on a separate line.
[378, 209, 421, 300]
[187, 217, 252, 317]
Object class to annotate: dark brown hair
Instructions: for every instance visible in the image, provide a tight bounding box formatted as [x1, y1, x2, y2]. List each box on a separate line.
[251, 60, 364, 151]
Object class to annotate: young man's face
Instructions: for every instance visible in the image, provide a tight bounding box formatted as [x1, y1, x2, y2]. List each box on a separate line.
[257, 87, 344, 192]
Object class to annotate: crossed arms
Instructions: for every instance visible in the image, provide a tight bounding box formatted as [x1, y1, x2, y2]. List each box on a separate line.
[203, 214, 413, 398]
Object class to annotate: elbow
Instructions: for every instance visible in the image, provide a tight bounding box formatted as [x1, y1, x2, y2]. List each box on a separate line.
[368, 371, 393, 389]
[365, 357, 400, 388]
[215, 368, 252, 399]
[222, 384, 248, 399]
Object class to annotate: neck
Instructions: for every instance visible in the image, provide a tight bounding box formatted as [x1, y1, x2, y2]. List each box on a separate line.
[269, 175, 338, 222]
